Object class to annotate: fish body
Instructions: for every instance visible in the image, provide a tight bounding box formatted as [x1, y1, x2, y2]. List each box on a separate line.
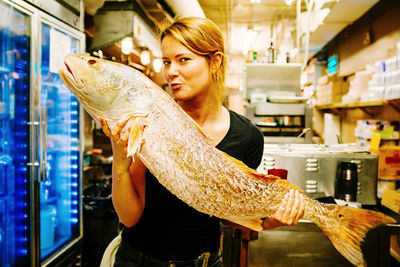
[59, 54, 396, 267]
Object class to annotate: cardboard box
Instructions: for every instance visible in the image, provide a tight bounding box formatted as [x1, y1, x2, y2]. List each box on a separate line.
[382, 189, 400, 214]
[315, 76, 349, 105]
[378, 146, 400, 179]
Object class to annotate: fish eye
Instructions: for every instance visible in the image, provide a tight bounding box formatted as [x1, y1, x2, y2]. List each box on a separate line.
[88, 59, 98, 66]
[338, 213, 344, 218]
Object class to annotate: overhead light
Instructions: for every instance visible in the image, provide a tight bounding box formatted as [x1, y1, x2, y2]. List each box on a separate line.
[153, 58, 162, 73]
[285, 0, 294, 5]
[250, 0, 261, 4]
[121, 37, 133, 55]
[140, 49, 151, 65]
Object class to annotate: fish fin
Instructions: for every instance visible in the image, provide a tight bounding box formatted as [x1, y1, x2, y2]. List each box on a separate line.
[220, 151, 302, 191]
[230, 219, 263, 232]
[316, 205, 396, 267]
[126, 117, 146, 160]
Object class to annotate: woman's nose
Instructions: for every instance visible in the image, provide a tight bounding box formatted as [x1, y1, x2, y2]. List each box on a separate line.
[166, 62, 179, 78]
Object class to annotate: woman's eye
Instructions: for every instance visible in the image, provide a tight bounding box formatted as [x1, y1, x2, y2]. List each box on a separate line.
[163, 61, 170, 66]
[179, 57, 190, 63]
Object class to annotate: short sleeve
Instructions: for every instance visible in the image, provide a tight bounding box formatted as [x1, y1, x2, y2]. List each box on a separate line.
[245, 126, 264, 169]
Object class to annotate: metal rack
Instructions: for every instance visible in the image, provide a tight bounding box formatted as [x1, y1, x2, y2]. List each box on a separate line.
[243, 63, 312, 144]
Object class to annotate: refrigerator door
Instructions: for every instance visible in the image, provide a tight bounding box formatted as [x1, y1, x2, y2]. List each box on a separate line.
[0, 1, 31, 266]
[39, 22, 81, 262]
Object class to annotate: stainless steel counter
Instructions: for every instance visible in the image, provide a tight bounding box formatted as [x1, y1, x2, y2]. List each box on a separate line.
[247, 221, 352, 267]
[223, 216, 400, 267]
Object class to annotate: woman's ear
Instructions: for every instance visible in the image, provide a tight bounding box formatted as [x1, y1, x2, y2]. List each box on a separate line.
[211, 51, 223, 70]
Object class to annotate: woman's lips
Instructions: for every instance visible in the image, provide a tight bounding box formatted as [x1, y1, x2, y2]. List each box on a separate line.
[170, 83, 182, 90]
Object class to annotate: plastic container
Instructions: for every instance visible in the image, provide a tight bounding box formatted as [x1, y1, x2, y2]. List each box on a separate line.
[40, 205, 57, 249]
[268, 168, 288, 180]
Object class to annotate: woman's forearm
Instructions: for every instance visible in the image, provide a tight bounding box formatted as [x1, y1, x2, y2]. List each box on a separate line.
[112, 155, 146, 227]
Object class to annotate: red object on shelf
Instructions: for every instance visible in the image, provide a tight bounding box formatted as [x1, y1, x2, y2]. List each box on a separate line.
[268, 168, 288, 180]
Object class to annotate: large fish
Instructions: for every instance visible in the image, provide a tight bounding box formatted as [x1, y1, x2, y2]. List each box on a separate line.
[59, 54, 395, 267]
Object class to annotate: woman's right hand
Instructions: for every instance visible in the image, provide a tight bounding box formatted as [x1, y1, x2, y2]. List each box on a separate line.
[100, 118, 133, 173]
[100, 118, 147, 227]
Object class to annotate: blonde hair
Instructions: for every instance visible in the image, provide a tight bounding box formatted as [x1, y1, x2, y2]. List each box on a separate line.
[160, 17, 226, 104]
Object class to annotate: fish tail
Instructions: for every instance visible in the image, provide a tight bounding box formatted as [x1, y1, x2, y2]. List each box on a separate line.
[314, 205, 396, 267]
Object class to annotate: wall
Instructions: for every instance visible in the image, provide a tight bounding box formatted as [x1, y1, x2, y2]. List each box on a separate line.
[323, 0, 400, 76]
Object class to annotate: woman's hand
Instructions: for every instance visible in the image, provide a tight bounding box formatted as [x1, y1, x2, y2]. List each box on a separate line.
[262, 189, 305, 229]
[100, 118, 134, 173]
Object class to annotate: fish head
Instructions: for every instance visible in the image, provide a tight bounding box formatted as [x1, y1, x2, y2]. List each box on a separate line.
[58, 54, 154, 126]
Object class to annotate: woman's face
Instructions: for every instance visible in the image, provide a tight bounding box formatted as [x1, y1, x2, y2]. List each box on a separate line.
[161, 36, 212, 102]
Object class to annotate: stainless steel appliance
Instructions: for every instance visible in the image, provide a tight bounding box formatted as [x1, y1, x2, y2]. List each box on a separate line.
[257, 144, 378, 205]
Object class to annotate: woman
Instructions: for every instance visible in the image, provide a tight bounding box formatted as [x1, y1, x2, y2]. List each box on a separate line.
[101, 17, 305, 267]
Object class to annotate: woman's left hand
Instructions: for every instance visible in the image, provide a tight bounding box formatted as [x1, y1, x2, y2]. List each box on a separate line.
[262, 189, 305, 229]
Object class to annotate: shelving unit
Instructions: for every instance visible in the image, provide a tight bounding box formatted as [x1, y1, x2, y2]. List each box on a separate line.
[315, 99, 400, 116]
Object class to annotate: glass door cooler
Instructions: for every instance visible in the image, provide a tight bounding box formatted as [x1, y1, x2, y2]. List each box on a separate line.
[0, 2, 30, 266]
[0, 0, 84, 266]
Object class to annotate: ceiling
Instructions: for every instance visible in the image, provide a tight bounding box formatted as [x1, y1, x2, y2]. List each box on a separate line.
[197, 0, 379, 58]
[85, 0, 380, 87]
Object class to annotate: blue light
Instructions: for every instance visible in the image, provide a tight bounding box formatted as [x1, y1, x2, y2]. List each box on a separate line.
[327, 55, 339, 76]
[328, 67, 338, 75]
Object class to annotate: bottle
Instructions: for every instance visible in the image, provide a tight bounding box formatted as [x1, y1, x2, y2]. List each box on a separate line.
[247, 50, 256, 63]
[0, 71, 16, 196]
[267, 42, 275, 63]
[0, 117, 15, 196]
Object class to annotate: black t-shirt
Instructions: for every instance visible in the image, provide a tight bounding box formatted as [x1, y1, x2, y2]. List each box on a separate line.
[122, 110, 264, 261]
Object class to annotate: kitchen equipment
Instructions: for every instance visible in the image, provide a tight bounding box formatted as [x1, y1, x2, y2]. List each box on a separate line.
[243, 63, 302, 99]
[337, 162, 358, 202]
[243, 63, 312, 144]
[257, 144, 378, 205]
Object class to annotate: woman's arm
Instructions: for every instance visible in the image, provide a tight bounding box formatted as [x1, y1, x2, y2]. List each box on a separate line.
[101, 118, 146, 227]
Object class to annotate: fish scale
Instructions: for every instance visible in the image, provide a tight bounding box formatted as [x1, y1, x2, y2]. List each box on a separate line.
[59, 54, 397, 267]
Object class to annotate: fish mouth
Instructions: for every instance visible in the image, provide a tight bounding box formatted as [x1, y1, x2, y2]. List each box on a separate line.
[58, 60, 86, 90]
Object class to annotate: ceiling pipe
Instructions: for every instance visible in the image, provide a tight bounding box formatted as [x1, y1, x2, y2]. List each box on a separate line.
[163, 0, 206, 18]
